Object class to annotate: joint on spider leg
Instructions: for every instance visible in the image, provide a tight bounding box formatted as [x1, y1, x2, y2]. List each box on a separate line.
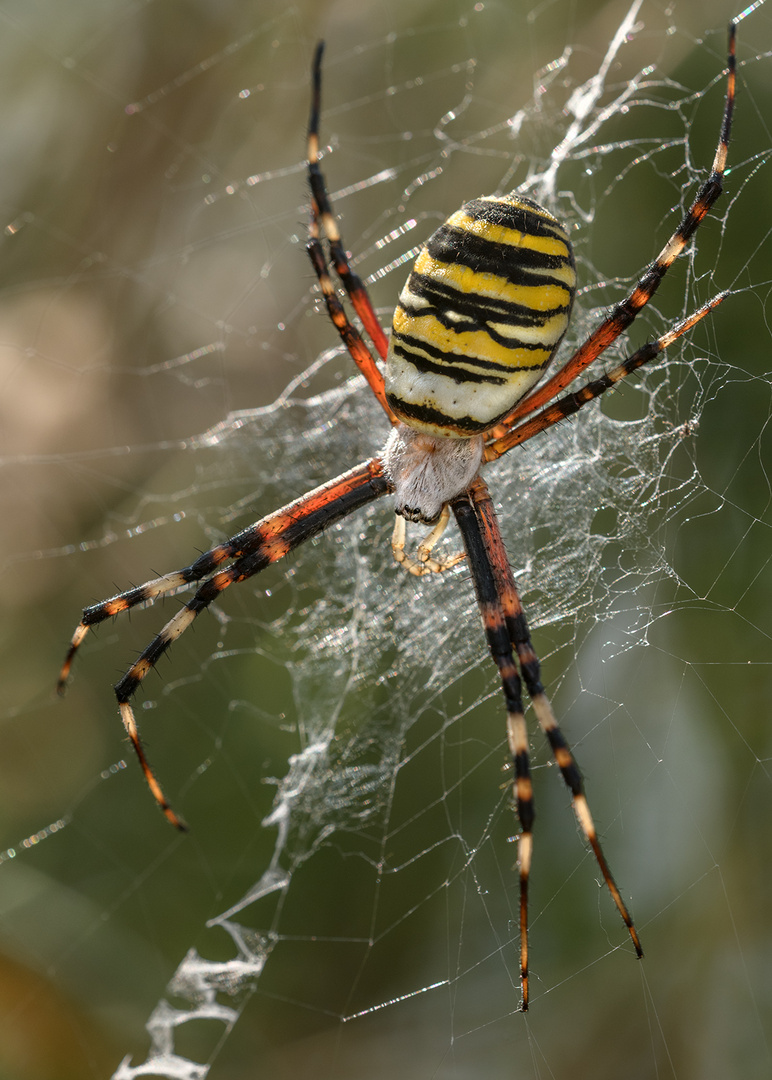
[391, 513, 433, 576]
[391, 509, 465, 577]
[506, 710, 534, 828]
[56, 622, 90, 694]
[391, 513, 416, 574]
[530, 692, 643, 959]
[574, 793, 643, 958]
[506, 707, 534, 1011]
[118, 698, 188, 832]
[518, 829, 532, 1011]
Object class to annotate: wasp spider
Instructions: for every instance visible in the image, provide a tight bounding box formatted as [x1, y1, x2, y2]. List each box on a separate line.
[60, 26, 736, 1009]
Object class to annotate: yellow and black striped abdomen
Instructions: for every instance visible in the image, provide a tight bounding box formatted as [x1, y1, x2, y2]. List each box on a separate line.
[384, 193, 576, 437]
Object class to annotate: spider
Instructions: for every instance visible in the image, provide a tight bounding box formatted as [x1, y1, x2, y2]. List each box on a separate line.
[59, 26, 736, 1010]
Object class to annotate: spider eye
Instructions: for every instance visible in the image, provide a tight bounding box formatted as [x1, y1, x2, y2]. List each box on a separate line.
[399, 505, 441, 526]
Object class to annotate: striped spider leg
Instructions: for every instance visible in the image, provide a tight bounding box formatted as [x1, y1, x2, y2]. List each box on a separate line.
[58, 461, 391, 829]
[449, 285, 726, 1006]
[485, 23, 735, 458]
[446, 292, 724, 1008]
[306, 41, 396, 423]
[443, 296, 722, 1010]
[452, 476, 644, 1011]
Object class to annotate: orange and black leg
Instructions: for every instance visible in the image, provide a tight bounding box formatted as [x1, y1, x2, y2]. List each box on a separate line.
[452, 476, 642, 1008]
[59, 458, 391, 827]
[306, 42, 397, 420]
[486, 293, 727, 460]
[491, 23, 735, 440]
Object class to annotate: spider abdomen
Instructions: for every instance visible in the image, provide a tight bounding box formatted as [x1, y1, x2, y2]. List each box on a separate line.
[384, 193, 576, 437]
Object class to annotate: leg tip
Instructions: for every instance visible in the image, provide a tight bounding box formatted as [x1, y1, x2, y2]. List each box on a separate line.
[165, 806, 189, 832]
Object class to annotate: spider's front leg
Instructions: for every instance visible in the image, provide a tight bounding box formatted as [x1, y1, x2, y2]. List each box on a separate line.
[452, 476, 642, 1009]
[59, 459, 391, 828]
[489, 22, 736, 441]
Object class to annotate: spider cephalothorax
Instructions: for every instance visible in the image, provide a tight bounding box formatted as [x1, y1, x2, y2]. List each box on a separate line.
[382, 426, 484, 523]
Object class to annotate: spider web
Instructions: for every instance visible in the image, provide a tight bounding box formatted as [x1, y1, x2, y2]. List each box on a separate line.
[2, 1, 771, 1077]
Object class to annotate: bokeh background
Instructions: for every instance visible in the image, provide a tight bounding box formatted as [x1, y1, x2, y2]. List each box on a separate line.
[1, 1, 770, 1077]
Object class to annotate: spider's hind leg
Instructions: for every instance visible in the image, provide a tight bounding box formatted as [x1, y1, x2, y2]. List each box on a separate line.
[453, 476, 642, 1009]
[451, 479, 534, 1008]
[471, 477, 643, 955]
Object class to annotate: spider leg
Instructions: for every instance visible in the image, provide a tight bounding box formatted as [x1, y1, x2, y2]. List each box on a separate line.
[452, 476, 642, 1010]
[391, 508, 466, 576]
[491, 23, 735, 437]
[58, 549, 240, 692]
[450, 480, 533, 1008]
[485, 292, 726, 460]
[469, 478, 642, 956]
[307, 43, 398, 424]
[59, 458, 390, 828]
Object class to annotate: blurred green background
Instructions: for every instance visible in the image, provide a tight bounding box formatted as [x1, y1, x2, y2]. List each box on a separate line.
[1, 0, 770, 1077]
